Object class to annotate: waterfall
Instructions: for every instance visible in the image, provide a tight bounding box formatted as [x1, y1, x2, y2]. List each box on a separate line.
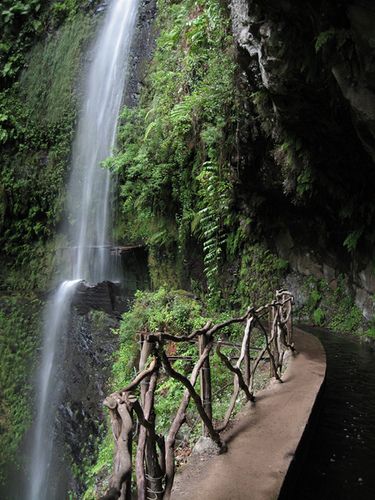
[28, 1, 140, 498]
[28, 280, 81, 500]
[69, 0, 139, 283]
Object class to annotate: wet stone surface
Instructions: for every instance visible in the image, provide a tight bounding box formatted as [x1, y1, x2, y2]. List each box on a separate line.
[57, 306, 120, 496]
[291, 326, 375, 500]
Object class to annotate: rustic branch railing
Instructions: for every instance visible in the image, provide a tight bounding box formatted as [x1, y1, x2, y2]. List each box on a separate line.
[100, 290, 294, 500]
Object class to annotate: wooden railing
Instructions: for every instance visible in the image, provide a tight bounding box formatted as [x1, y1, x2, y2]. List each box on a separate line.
[100, 290, 294, 500]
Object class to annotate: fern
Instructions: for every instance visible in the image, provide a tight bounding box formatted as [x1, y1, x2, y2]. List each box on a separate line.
[343, 229, 363, 253]
[196, 160, 231, 301]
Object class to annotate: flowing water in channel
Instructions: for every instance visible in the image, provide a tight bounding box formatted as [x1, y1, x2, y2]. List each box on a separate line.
[291, 327, 375, 500]
[27, 1, 140, 498]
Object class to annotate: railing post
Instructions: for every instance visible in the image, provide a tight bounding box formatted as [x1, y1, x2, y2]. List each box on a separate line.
[199, 332, 212, 436]
[100, 291, 295, 498]
[269, 305, 278, 378]
[286, 294, 293, 346]
[244, 318, 251, 386]
[137, 337, 153, 500]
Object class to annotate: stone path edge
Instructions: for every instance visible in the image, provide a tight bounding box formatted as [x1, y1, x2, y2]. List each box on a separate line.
[278, 348, 327, 498]
[171, 327, 327, 500]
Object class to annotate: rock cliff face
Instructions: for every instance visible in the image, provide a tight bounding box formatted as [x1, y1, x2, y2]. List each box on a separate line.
[58, 306, 119, 496]
[230, 0, 375, 318]
[124, 0, 157, 106]
[57, 248, 149, 495]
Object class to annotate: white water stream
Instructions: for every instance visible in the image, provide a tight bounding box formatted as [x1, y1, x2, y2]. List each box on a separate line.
[28, 1, 140, 498]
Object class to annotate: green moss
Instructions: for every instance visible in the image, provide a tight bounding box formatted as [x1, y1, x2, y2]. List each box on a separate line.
[312, 307, 325, 326]
[20, 12, 93, 125]
[363, 327, 375, 340]
[0, 1, 97, 486]
[299, 275, 365, 334]
[234, 243, 289, 308]
[0, 294, 42, 484]
[89, 310, 112, 333]
[82, 431, 114, 499]
[0, 8, 94, 290]
[328, 301, 363, 333]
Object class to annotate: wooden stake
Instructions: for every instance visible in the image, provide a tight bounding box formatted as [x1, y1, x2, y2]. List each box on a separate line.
[199, 332, 212, 437]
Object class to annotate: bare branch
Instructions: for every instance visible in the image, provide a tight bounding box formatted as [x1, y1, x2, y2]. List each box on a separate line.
[106, 358, 158, 401]
[253, 314, 282, 383]
[216, 344, 254, 402]
[146, 320, 213, 343]
[163, 340, 215, 500]
[159, 348, 222, 447]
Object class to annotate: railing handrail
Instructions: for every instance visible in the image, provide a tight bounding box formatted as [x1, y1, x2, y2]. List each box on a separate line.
[100, 290, 294, 500]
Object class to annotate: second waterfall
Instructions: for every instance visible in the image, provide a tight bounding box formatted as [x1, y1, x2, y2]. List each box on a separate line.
[28, 1, 140, 498]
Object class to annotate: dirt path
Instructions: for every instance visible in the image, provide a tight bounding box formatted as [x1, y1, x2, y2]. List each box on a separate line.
[171, 328, 326, 500]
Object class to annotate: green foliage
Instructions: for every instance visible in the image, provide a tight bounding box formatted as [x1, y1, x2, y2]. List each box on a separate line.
[0, 240, 55, 292]
[364, 327, 375, 340]
[312, 307, 325, 326]
[89, 310, 111, 333]
[0, 2, 95, 484]
[82, 431, 114, 499]
[307, 288, 322, 311]
[296, 167, 313, 198]
[315, 29, 337, 52]
[300, 276, 364, 334]
[235, 243, 289, 307]
[20, 13, 92, 124]
[274, 135, 314, 199]
[362, 304, 375, 340]
[328, 297, 363, 333]
[0, 295, 42, 483]
[0, 1, 91, 81]
[120, 288, 206, 337]
[84, 288, 209, 493]
[0, 0, 44, 80]
[0, 9, 93, 283]
[83, 287, 273, 495]
[343, 229, 363, 253]
[51, 0, 79, 24]
[195, 160, 231, 301]
[109, 0, 238, 296]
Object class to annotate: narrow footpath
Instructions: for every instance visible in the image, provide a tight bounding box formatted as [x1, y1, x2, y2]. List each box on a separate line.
[172, 329, 326, 500]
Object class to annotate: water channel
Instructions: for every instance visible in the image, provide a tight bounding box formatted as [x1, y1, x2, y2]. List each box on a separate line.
[291, 326, 375, 500]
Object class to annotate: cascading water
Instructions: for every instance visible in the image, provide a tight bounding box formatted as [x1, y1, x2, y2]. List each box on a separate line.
[28, 1, 140, 498]
[28, 280, 81, 500]
[69, 0, 139, 283]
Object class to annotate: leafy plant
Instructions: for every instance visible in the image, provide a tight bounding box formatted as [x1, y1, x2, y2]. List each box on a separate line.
[343, 229, 363, 253]
[299, 276, 365, 334]
[83, 288, 209, 492]
[313, 307, 325, 326]
[315, 29, 337, 52]
[106, 0, 238, 297]
[195, 160, 231, 301]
